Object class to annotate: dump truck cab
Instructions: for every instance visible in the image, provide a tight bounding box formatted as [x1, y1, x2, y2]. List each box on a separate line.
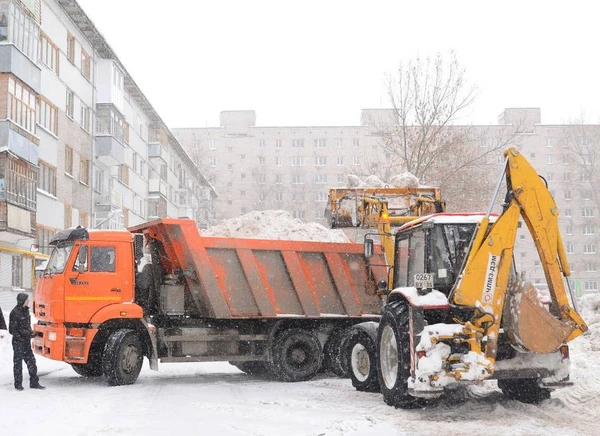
[33, 227, 142, 365]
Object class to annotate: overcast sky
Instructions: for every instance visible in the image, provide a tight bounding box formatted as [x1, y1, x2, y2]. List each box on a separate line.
[76, 0, 598, 128]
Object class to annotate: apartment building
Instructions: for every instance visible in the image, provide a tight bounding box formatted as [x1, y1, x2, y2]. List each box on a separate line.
[174, 108, 600, 296]
[0, 0, 214, 304]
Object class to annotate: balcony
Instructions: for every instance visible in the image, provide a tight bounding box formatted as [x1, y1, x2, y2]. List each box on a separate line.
[95, 136, 125, 167]
[0, 45, 41, 93]
[149, 179, 168, 198]
[0, 201, 35, 240]
[148, 143, 168, 165]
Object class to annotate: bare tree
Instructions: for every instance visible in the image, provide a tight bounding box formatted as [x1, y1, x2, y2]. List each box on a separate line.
[366, 52, 522, 211]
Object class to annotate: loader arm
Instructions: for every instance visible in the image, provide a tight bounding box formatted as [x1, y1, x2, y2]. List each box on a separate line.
[449, 147, 587, 372]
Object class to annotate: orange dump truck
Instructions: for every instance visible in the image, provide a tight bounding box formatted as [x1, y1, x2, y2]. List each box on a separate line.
[33, 218, 386, 385]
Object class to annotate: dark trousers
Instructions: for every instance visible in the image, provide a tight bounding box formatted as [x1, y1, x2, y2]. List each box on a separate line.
[12, 339, 39, 388]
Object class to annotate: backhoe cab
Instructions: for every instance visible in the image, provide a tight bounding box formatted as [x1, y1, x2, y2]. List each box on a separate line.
[369, 147, 588, 408]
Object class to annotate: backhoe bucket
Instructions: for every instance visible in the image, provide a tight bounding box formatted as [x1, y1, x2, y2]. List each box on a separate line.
[503, 281, 573, 354]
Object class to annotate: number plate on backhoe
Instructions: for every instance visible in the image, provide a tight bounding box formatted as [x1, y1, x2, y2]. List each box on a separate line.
[414, 273, 433, 289]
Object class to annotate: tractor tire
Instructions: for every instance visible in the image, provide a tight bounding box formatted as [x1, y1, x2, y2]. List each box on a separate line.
[498, 378, 551, 404]
[323, 328, 350, 377]
[347, 323, 380, 392]
[102, 329, 144, 386]
[271, 328, 322, 382]
[377, 300, 421, 408]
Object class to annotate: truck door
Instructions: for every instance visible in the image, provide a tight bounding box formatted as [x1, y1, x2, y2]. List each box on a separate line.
[64, 243, 125, 323]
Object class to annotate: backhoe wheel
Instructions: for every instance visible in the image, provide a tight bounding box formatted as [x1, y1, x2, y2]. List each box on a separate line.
[102, 329, 144, 386]
[271, 328, 322, 382]
[347, 324, 380, 392]
[378, 300, 419, 408]
[498, 378, 551, 404]
[323, 328, 350, 377]
[71, 351, 103, 377]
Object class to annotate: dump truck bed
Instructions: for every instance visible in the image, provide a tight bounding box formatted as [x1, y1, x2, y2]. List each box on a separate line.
[129, 219, 386, 319]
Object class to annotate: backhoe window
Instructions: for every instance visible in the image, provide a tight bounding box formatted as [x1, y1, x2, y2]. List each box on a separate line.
[46, 243, 74, 274]
[407, 230, 425, 285]
[429, 224, 476, 288]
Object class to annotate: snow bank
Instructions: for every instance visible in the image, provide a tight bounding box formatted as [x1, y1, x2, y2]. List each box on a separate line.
[201, 210, 349, 242]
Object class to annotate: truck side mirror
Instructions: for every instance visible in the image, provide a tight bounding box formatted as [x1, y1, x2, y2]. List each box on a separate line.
[364, 238, 374, 258]
[77, 246, 88, 273]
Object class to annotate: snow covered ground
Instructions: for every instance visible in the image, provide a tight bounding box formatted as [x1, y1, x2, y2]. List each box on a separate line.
[1, 294, 599, 436]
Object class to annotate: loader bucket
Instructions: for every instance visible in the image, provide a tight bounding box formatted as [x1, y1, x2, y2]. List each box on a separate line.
[503, 281, 573, 354]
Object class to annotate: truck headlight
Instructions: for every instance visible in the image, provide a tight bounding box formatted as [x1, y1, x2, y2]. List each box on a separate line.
[48, 332, 57, 342]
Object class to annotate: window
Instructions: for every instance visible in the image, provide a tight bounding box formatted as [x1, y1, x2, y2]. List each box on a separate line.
[93, 166, 104, 194]
[37, 97, 58, 135]
[564, 191, 571, 200]
[209, 158, 216, 167]
[81, 49, 91, 80]
[314, 174, 327, 184]
[96, 105, 125, 142]
[209, 139, 217, 150]
[241, 154, 246, 160]
[66, 89, 74, 119]
[291, 156, 305, 167]
[259, 156, 266, 166]
[118, 165, 129, 185]
[546, 173, 554, 182]
[584, 225, 595, 235]
[566, 225, 572, 235]
[227, 164, 233, 171]
[546, 138, 553, 147]
[292, 139, 304, 148]
[583, 207, 594, 217]
[3, 156, 36, 210]
[563, 154, 570, 165]
[353, 139, 360, 148]
[275, 174, 283, 184]
[112, 64, 124, 90]
[7, 76, 36, 132]
[67, 33, 75, 63]
[275, 139, 282, 148]
[39, 161, 56, 196]
[293, 210, 306, 219]
[275, 157, 282, 166]
[586, 263, 597, 273]
[7, 3, 38, 60]
[292, 192, 305, 202]
[581, 172, 591, 182]
[259, 140, 266, 148]
[337, 174, 345, 183]
[292, 174, 306, 184]
[79, 210, 88, 227]
[79, 158, 90, 185]
[353, 156, 360, 165]
[259, 192, 266, 202]
[40, 32, 59, 75]
[314, 192, 328, 202]
[583, 191, 592, 200]
[314, 139, 326, 148]
[563, 172, 571, 183]
[529, 153, 536, 159]
[275, 192, 283, 201]
[564, 208, 572, 217]
[65, 204, 72, 228]
[80, 104, 91, 132]
[337, 156, 344, 166]
[90, 247, 116, 272]
[315, 156, 327, 166]
[582, 154, 592, 165]
[65, 146, 74, 175]
[547, 154, 554, 164]
[241, 173, 246, 180]
[584, 244, 596, 254]
[259, 173, 267, 184]
[12, 255, 23, 288]
[36, 226, 56, 255]
[585, 281, 598, 291]
[336, 139, 344, 148]
[566, 243, 574, 254]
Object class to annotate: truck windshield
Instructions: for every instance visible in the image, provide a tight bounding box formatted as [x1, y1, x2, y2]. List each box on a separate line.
[46, 243, 74, 274]
[430, 223, 476, 287]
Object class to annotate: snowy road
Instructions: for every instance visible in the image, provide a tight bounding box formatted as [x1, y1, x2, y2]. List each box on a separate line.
[1, 296, 599, 436]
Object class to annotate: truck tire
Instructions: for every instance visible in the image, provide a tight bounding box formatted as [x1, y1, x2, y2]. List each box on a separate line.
[271, 328, 322, 382]
[102, 329, 144, 386]
[347, 324, 380, 392]
[498, 378, 551, 404]
[71, 354, 103, 377]
[323, 328, 350, 377]
[377, 300, 419, 408]
[231, 361, 270, 376]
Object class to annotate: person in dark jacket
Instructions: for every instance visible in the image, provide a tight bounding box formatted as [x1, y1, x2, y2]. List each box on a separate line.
[9, 293, 45, 391]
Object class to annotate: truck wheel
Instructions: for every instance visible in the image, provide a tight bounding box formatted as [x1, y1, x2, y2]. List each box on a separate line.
[271, 328, 322, 382]
[378, 300, 419, 408]
[498, 378, 551, 404]
[323, 328, 350, 377]
[231, 361, 270, 376]
[71, 354, 103, 377]
[102, 329, 144, 386]
[347, 324, 380, 392]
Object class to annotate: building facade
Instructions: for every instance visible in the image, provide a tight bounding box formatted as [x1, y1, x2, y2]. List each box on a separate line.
[174, 108, 600, 296]
[0, 0, 214, 305]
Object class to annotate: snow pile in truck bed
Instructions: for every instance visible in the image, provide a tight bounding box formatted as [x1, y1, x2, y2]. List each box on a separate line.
[201, 210, 349, 242]
[350, 172, 420, 188]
